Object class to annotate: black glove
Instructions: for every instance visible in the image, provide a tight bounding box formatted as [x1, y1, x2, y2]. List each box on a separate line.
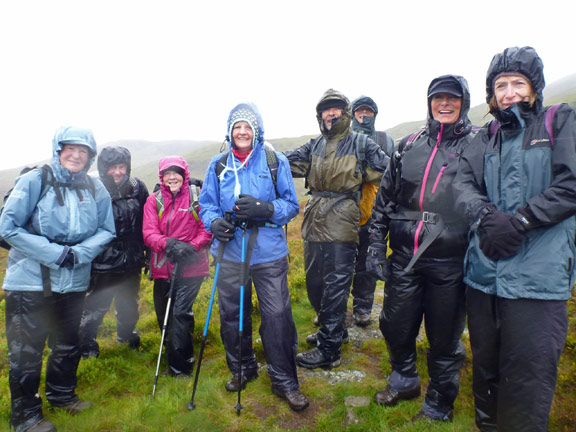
[479, 208, 527, 261]
[365, 242, 390, 281]
[60, 250, 76, 270]
[234, 194, 274, 221]
[165, 238, 198, 264]
[211, 217, 235, 242]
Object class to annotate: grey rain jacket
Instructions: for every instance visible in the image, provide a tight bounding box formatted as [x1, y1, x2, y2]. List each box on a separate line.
[454, 46, 576, 300]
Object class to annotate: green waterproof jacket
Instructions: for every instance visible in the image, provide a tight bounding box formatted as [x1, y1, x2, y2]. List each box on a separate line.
[284, 89, 388, 243]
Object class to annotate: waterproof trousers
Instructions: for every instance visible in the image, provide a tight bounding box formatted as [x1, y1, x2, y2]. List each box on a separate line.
[217, 256, 299, 392]
[5, 290, 85, 431]
[153, 276, 202, 375]
[351, 225, 377, 316]
[304, 241, 357, 358]
[466, 287, 568, 432]
[79, 271, 141, 349]
[380, 253, 466, 416]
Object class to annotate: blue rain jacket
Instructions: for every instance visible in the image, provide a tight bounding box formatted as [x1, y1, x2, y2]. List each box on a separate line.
[199, 103, 299, 264]
[0, 126, 116, 293]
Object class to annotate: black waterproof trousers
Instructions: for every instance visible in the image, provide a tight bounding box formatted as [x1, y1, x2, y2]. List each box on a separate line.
[6, 290, 85, 431]
[466, 287, 568, 432]
[351, 225, 377, 316]
[304, 241, 357, 358]
[153, 276, 202, 375]
[79, 271, 141, 350]
[217, 257, 299, 392]
[380, 252, 466, 416]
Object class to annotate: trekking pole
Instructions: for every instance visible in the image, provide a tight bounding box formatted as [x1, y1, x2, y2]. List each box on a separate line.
[235, 222, 248, 416]
[152, 262, 179, 397]
[187, 211, 233, 410]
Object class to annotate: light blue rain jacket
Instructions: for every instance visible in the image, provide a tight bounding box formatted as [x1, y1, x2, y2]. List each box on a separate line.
[0, 126, 116, 293]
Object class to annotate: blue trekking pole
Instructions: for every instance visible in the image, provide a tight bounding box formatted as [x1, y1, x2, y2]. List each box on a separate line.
[235, 222, 248, 416]
[187, 211, 233, 410]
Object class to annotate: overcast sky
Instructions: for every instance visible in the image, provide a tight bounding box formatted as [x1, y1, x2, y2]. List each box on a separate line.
[1, 0, 574, 170]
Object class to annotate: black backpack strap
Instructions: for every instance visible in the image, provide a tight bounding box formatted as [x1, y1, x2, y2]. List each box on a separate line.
[354, 133, 368, 179]
[215, 152, 229, 179]
[41, 164, 64, 206]
[264, 147, 280, 198]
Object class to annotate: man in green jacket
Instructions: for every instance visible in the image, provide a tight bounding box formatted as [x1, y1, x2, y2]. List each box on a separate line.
[284, 89, 388, 368]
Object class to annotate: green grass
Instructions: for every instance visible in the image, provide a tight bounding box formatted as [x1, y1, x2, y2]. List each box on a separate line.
[1, 213, 576, 431]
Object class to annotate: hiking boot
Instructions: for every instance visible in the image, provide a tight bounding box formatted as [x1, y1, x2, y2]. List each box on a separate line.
[296, 348, 340, 369]
[271, 385, 310, 411]
[117, 333, 140, 350]
[161, 369, 190, 379]
[374, 385, 420, 407]
[80, 341, 99, 359]
[305, 330, 349, 347]
[225, 372, 259, 392]
[353, 312, 371, 327]
[56, 400, 93, 415]
[411, 409, 453, 423]
[313, 315, 320, 326]
[24, 419, 57, 432]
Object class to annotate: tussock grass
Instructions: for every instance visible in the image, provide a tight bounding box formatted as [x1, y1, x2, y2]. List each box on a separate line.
[1, 212, 575, 430]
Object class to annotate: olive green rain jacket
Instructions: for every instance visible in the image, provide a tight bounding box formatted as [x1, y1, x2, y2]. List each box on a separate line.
[284, 89, 389, 243]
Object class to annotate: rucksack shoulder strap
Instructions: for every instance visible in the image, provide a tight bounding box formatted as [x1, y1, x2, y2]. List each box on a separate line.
[545, 103, 562, 147]
[215, 152, 229, 179]
[155, 190, 164, 220]
[40, 164, 65, 206]
[354, 133, 368, 179]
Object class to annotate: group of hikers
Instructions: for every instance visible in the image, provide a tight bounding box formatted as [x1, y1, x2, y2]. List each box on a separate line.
[1, 45, 575, 432]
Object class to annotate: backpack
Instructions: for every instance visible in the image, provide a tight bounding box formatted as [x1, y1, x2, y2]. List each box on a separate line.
[154, 179, 202, 222]
[0, 164, 95, 250]
[215, 146, 280, 198]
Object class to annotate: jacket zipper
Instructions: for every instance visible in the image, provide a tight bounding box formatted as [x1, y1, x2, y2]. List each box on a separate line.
[165, 193, 176, 278]
[431, 165, 447, 194]
[413, 124, 443, 256]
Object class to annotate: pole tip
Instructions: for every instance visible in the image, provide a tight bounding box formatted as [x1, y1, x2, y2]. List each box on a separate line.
[187, 402, 196, 410]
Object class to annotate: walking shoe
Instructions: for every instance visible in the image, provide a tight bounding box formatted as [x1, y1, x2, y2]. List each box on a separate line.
[411, 409, 453, 423]
[305, 330, 349, 347]
[80, 341, 99, 359]
[313, 315, 320, 326]
[161, 370, 190, 379]
[271, 385, 310, 411]
[23, 418, 57, 432]
[296, 348, 341, 369]
[374, 385, 421, 407]
[117, 334, 141, 350]
[225, 372, 259, 392]
[57, 400, 93, 415]
[353, 312, 371, 327]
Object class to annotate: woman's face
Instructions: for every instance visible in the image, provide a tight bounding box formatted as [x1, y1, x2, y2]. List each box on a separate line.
[232, 121, 254, 155]
[106, 163, 128, 185]
[494, 74, 534, 110]
[430, 93, 462, 124]
[162, 170, 184, 193]
[60, 144, 90, 173]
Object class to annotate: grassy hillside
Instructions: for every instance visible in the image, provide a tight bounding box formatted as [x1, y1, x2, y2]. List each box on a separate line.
[0, 211, 575, 431]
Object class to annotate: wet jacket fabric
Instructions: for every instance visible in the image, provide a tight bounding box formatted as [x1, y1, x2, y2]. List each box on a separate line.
[285, 90, 388, 244]
[92, 146, 149, 273]
[199, 104, 299, 264]
[454, 89, 576, 299]
[370, 75, 475, 261]
[0, 126, 116, 293]
[143, 156, 211, 279]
